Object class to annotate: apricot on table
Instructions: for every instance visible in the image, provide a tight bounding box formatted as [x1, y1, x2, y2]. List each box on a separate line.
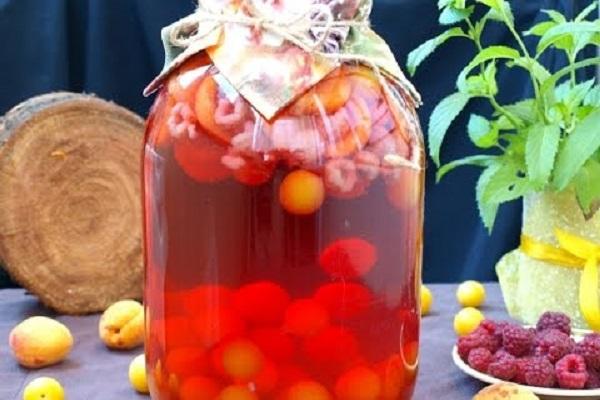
[23, 377, 65, 400]
[9, 316, 73, 369]
[129, 354, 149, 394]
[335, 366, 382, 400]
[279, 170, 325, 215]
[98, 300, 144, 350]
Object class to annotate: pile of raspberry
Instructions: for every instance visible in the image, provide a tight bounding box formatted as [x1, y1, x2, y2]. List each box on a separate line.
[457, 312, 600, 389]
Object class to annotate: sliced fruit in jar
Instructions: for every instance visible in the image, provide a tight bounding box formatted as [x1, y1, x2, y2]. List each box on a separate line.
[279, 170, 325, 215]
[319, 237, 377, 279]
[283, 299, 330, 337]
[174, 134, 231, 183]
[168, 54, 210, 106]
[385, 166, 421, 211]
[195, 75, 249, 145]
[313, 282, 373, 320]
[335, 366, 382, 400]
[232, 281, 291, 325]
[287, 68, 352, 116]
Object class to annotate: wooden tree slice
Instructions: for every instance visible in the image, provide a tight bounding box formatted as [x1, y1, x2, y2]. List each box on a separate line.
[0, 92, 145, 314]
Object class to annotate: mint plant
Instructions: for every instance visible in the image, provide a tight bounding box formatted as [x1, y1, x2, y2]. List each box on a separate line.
[408, 0, 600, 230]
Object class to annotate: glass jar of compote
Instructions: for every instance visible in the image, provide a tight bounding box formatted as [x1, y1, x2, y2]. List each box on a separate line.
[143, 4, 424, 400]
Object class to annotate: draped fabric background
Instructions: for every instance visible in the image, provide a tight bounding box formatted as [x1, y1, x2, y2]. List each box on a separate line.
[0, 0, 594, 287]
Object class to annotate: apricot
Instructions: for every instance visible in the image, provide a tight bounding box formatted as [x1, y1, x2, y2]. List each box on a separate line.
[218, 385, 259, 400]
[180, 376, 220, 400]
[283, 299, 330, 337]
[303, 326, 359, 368]
[232, 281, 291, 325]
[9, 316, 73, 369]
[319, 237, 377, 279]
[313, 282, 373, 320]
[335, 366, 382, 400]
[129, 354, 149, 394]
[279, 170, 325, 215]
[99, 300, 144, 350]
[195, 75, 246, 145]
[286, 380, 332, 400]
[23, 377, 65, 400]
[219, 339, 265, 380]
[249, 328, 295, 362]
[287, 69, 352, 116]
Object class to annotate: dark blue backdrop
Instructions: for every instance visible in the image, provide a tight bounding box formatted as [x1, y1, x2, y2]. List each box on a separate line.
[0, 0, 593, 286]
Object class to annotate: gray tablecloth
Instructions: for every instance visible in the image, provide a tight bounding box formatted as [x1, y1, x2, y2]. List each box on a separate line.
[0, 284, 508, 399]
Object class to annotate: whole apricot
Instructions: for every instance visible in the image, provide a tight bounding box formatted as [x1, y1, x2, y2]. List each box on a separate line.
[23, 377, 65, 400]
[99, 300, 144, 350]
[9, 316, 73, 369]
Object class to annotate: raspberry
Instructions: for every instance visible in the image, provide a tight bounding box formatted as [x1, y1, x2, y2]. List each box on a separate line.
[479, 319, 508, 343]
[586, 367, 600, 389]
[467, 348, 493, 373]
[502, 324, 534, 357]
[536, 311, 571, 335]
[555, 354, 588, 389]
[487, 350, 517, 380]
[514, 357, 531, 384]
[457, 330, 498, 361]
[533, 329, 574, 364]
[574, 333, 600, 369]
[522, 357, 555, 387]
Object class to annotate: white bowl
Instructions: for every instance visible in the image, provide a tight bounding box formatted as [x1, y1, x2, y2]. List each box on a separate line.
[452, 341, 600, 399]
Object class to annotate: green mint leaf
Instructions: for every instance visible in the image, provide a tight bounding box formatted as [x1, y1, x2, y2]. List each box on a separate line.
[428, 92, 472, 166]
[406, 27, 467, 76]
[476, 163, 501, 232]
[501, 99, 537, 124]
[439, 6, 474, 25]
[540, 57, 600, 100]
[457, 46, 520, 91]
[438, 0, 452, 8]
[553, 109, 600, 190]
[525, 124, 560, 188]
[481, 160, 530, 204]
[483, 62, 498, 96]
[468, 114, 499, 148]
[525, 21, 556, 37]
[574, 159, 600, 215]
[541, 9, 567, 24]
[508, 57, 551, 83]
[584, 86, 600, 107]
[555, 79, 595, 109]
[537, 21, 600, 55]
[478, 0, 514, 25]
[436, 155, 498, 181]
[576, 3, 599, 22]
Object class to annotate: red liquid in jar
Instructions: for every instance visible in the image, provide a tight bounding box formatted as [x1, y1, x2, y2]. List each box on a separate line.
[143, 62, 423, 400]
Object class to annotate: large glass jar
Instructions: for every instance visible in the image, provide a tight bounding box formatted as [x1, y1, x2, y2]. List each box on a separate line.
[143, 53, 424, 399]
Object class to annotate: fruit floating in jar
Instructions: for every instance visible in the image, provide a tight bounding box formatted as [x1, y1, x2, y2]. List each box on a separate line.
[142, 1, 424, 398]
